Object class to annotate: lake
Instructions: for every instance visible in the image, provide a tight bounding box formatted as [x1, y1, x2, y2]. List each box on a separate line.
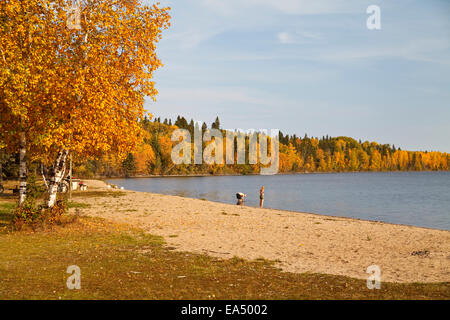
[106, 171, 450, 230]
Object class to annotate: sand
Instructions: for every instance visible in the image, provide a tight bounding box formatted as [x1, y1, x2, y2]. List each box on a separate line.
[75, 180, 450, 283]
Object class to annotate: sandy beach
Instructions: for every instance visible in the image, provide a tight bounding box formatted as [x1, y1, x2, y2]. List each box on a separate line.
[75, 180, 450, 283]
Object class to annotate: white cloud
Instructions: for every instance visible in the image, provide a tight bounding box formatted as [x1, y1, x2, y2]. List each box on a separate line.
[146, 85, 304, 128]
[158, 0, 358, 50]
[277, 30, 322, 44]
[277, 32, 294, 44]
[165, 29, 225, 49]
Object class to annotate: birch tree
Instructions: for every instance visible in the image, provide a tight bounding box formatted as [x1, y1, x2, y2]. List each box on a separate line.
[0, 0, 171, 207]
[0, 0, 56, 205]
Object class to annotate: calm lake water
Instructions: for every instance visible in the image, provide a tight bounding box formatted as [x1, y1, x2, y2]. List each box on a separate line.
[107, 171, 450, 230]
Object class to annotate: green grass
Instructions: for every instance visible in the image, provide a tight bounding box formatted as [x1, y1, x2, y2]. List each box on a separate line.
[0, 202, 15, 229]
[67, 202, 91, 209]
[71, 191, 126, 199]
[0, 199, 449, 300]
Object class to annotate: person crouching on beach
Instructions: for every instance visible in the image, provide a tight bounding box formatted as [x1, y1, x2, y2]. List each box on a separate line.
[236, 192, 246, 206]
[259, 186, 264, 208]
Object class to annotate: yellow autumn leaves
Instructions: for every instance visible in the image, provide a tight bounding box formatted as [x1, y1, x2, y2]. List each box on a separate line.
[0, 0, 170, 164]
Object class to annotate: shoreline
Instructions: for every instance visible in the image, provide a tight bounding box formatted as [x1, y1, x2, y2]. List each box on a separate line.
[103, 173, 450, 232]
[74, 180, 450, 284]
[108, 185, 450, 233]
[82, 169, 450, 180]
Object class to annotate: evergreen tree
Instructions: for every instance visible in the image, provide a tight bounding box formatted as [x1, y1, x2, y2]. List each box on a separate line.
[212, 116, 220, 129]
[122, 153, 137, 177]
[174, 115, 181, 127]
[188, 119, 195, 136]
[181, 117, 188, 128]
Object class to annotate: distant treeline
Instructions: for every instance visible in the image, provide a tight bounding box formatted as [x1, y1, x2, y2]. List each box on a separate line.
[1, 115, 449, 179]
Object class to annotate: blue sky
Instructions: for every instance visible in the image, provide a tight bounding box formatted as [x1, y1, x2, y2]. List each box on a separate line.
[145, 0, 450, 152]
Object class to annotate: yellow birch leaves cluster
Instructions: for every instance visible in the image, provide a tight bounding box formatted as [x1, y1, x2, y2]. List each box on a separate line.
[0, 0, 170, 164]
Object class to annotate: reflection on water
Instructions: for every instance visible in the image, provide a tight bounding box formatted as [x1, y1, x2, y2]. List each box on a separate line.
[107, 171, 450, 230]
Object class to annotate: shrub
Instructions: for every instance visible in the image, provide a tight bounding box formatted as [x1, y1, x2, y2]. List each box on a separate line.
[26, 172, 46, 201]
[12, 199, 69, 231]
[13, 201, 41, 230]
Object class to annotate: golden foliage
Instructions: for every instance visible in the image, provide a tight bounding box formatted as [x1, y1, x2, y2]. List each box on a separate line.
[0, 0, 170, 163]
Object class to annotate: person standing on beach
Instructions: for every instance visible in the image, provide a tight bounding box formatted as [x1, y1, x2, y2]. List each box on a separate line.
[259, 186, 264, 208]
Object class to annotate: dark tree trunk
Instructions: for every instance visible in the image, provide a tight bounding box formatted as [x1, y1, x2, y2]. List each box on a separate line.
[0, 149, 3, 186]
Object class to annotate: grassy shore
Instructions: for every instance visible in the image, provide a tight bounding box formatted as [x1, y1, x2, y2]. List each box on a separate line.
[0, 192, 449, 300]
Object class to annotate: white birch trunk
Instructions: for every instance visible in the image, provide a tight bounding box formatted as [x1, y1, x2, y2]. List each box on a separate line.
[41, 162, 48, 190]
[18, 131, 27, 206]
[47, 149, 69, 208]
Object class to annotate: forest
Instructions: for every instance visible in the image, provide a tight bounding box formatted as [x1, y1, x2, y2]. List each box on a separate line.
[3, 115, 446, 180]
